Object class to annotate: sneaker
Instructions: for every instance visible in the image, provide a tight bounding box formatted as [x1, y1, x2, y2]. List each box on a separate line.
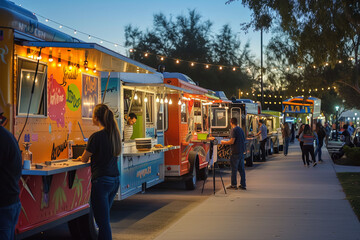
[313, 162, 317, 167]
[238, 185, 247, 190]
[226, 185, 238, 190]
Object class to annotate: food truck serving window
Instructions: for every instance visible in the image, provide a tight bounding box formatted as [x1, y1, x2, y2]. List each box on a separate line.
[17, 58, 47, 116]
[211, 108, 227, 128]
[181, 102, 187, 123]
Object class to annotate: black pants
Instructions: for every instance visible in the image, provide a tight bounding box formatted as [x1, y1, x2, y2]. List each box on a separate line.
[260, 138, 267, 161]
[300, 142, 305, 164]
[302, 145, 315, 165]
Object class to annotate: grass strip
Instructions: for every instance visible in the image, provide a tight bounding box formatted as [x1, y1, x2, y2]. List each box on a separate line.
[337, 172, 360, 221]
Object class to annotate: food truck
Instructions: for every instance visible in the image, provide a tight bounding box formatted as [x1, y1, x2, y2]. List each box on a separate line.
[162, 72, 220, 190]
[210, 94, 263, 167]
[282, 96, 321, 129]
[0, 1, 176, 238]
[261, 110, 283, 153]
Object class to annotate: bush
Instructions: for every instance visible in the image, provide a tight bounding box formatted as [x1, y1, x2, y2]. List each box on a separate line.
[343, 146, 360, 165]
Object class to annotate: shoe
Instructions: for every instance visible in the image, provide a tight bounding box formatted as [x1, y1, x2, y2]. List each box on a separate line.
[304, 164, 307, 167]
[319, 159, 323, 163]
[313, 162, 317, 167]
[227, 185, 238, 190]
[238, 185, 247, 190]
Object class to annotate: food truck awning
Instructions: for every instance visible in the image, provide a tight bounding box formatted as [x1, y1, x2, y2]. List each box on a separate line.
[123, 82, 194, 94]
[282, 96, 321, 117]
[21, 41, 156, 73]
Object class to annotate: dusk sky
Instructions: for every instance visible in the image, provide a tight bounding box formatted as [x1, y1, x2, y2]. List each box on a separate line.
[15, 0, 271, 62]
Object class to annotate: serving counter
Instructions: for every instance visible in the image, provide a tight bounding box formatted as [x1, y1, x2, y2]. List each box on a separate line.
[21, 160, 90, 176]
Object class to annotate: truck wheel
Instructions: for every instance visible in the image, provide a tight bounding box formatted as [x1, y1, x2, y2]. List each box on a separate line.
[68, 208, 98, 240]
[246, 148, 254, 167]
[185, 162, 197, 190]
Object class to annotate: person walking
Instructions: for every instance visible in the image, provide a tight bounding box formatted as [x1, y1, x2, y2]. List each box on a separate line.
[221, 117, 246, 190]
[282, 122, 291, 156]
[314, 122, 326, 163]
[324, 122, 331, 146]
[0, 126, 22, 240]
[290, 123, 296, 143]
[299, 124, 318, 167]
[256, 119, 268, 161]
[296, 124, 306, 166]
[77, 104, 121, 240]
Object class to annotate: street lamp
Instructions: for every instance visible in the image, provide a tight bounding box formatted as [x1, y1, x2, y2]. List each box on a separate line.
[335, 106, 339, 141]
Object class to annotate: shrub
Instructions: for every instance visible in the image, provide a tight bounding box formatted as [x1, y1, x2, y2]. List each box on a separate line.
[343, 146, 360, 165]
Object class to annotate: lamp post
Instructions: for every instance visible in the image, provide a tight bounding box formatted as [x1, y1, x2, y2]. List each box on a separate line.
[335, 106, 339, 141]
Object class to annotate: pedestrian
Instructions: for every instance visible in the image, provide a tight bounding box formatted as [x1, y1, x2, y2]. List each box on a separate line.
[77, 104, 121, 240]
[221, 117, 246, 190]
[341, 124, 354, 147]
[0, 126, 22, 240]
[124, 112, 137, 141]
[324, 122, 331, 146]
[290, 123, 296, 143]
[256, 119, 268, 161]
[299, 124, 317, 167]
[314, 122, 326, 162]
[296, 124, 306, 166]
[282, 122, 291, 156]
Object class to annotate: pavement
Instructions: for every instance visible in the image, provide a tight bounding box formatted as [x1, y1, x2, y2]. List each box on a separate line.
[154, 144, 360, 240]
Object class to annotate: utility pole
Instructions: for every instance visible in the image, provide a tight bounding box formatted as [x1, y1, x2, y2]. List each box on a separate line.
[260, 28, 264, 109]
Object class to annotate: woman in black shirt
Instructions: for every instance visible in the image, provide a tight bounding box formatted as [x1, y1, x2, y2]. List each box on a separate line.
[78, 104, 121, 240]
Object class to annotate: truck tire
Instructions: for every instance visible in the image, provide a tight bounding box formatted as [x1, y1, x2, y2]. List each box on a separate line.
[68, 208, 98, 240]
[198, 162, 208, 180]
[246, 148, 254, 167]
[185, 162, 197, 190]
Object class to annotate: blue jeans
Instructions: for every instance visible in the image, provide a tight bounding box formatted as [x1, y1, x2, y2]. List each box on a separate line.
[230, 153, 246, 187]
[0, 201, 21, 240]
[91, 176, 119, 240]
[314, 140, 323, 161]
[284, 137, 290, 155]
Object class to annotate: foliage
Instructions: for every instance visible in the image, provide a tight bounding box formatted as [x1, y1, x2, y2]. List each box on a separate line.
[227, 0, 360, 108]
[337, 173, 360, 221]
[124, 9, 257, 97]
[343, 146, 360, 165]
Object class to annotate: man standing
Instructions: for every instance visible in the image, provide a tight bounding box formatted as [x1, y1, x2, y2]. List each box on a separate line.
[221, 118, 246, 190]
[256, 119, 268, 161]
[324, 122, 331, 146]
[0, 126, 22, 240]
[124, 113, 137, 141]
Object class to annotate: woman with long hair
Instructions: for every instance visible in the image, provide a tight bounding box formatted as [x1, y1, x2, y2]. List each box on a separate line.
[299, 124, 317, 167]
[296, 124, 306, 166]
[282, 122, 291, 156]
[78, 104, 121, 240]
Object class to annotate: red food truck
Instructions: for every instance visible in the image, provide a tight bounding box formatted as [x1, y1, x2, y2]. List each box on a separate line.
[162, 73, 222, 189]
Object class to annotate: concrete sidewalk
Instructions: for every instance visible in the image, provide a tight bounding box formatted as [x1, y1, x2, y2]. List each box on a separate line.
[155, 144, 360, 240]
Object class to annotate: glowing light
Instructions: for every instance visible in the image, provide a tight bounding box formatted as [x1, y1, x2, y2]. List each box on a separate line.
[176, 59, 180, 64]
[178, 99, 182, 105]
[169, 99, 172, 105]
[74, 30, 77, 34]
[88, 35, 91, 39]
[232, 67, 236, 71]
[160, 98, 164, 104]
[45, 19, 49, 22]
[205, 65, 209, 69]
[145, 53, 148, 57]
[160, 57, 164, 61]
[156, 96, 160, 102]
[59, 25, 63, 28]
[191, 62, 194, 67]
[164, 97, 168, 103]
[144, 96, 148, 103]
[134, 93, 138, 100]
[129, 49, 134, 53]
[219, 66, 223, 70]
[93, 68, 96, 73]
[338, 60, 342, 63]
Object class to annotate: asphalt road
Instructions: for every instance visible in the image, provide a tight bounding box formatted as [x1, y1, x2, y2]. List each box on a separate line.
[24, 162, 261, 240]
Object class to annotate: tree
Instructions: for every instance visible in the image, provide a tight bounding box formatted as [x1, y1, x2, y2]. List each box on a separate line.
[124, 9, 257, 98]
[226, 0, 360, 108]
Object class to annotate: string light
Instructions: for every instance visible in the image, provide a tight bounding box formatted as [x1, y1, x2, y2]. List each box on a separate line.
[191, 62, 194, 67]
[176, 59, 180, 64]
[156, 96, 160, 102]
[134, 92, 138, 100]
[232, 67, 236, 71]
[219, 66, 223, 70]
[160, 57, 164, 61]
[205, 65, 209, 69]
[144, 53, 149, 57]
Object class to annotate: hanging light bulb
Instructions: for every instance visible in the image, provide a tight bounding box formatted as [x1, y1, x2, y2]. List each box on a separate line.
[57, 57, 61, 67]
[93, 68, 96, 73]
[164, 97, 168, 103]
[134, 92, 138, 100]
[144, 96, 148, 102]
[156, 95, 160, 102]
[160, 98, 164, 104]
[219, 104, 222, 108]
[169, 99, 172, 105]
[48, 50, 53, 62]
[178, 98, 182, 105]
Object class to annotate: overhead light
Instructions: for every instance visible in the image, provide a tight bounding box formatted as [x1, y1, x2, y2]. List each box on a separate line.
[134, 92, 138, 100]
[48, 50, 53, 62]
[57, 57, 61, 67]
[178, 99, 182, 105]
[144, 96, 148, 103]
[169, 99, 172, 105]
[164, 97, 168, 103]
[93, 68, 97, 73]
[156, 96, 160, 102]
[160, 98, 164, 104]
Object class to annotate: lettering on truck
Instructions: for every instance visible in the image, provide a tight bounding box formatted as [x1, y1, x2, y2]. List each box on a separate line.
[136, 166, 152, 179]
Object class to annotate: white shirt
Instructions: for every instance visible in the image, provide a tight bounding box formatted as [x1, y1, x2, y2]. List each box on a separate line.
[124, 120, 134, 141]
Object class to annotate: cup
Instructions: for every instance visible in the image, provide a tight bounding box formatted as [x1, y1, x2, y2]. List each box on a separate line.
[23, 160, 31, 170]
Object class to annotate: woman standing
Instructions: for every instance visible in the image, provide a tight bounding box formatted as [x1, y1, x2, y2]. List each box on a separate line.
[78, 104, 121, 240]
[282, 122, 291, 156]
[299, 124, 317, 167]
[296, 124, 306, 166]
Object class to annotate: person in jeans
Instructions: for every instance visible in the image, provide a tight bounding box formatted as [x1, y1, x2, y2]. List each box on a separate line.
[0, 126, 22, 240]
[256, 119, 268, 161]
[296, 124, 306, 165]
[299, 124, 318, 167]
[221, 117, 246, 190]
[324, 122, 331, 146]
[314, 122, 326, 162]
[282, 122, 291, 156]
[78, 104, 121, 240]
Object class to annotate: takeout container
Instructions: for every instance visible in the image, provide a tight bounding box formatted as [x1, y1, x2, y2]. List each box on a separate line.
[135, 138, 152, 150]
[197, 133, 208, 140]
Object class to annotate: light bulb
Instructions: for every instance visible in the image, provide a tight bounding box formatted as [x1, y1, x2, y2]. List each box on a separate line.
[144, 96, 148, 102]
[169, 99, 172, 105]
[219, 104, 222, 108]
[134, 93, 138, 100]
[178, 99, 182, 105]
[160, 98, 164, 104]
[165, 97, 168, 103]
[156, 96, 160, 102]
[48, 56, 53, 62]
